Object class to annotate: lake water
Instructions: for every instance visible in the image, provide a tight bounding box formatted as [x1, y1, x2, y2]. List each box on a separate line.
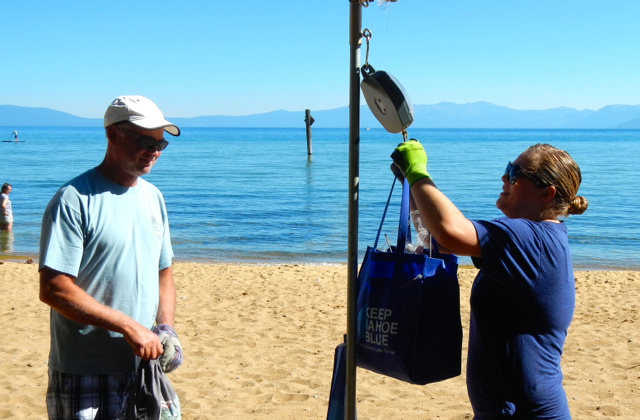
[1, 127, 638, 270]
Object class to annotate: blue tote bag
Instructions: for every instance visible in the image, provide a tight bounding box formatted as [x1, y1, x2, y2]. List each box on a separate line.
[356, 178, 462, 385]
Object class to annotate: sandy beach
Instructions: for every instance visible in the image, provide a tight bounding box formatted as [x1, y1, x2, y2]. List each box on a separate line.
[1, 261, 638, 419]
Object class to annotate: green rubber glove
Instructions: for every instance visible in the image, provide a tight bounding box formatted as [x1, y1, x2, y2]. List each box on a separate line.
[390, 139, 430, 187]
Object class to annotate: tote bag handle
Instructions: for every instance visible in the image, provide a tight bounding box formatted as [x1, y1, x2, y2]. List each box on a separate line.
[372, 177, 411, 255]
[396, 178, 411, 256]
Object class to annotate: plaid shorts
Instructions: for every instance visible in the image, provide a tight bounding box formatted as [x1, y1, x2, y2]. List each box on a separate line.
[46, 368, 135, 420]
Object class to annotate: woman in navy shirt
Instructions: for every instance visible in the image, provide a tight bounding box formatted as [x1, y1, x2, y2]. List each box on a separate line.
[391, 142, 588, 419]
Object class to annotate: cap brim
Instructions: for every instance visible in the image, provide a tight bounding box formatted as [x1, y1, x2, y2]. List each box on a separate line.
[162, 124, 180, 136]
[129, 118, 181, 136]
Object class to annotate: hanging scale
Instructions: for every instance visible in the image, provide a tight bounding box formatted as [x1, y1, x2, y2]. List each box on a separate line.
[360, 28, 413, 141]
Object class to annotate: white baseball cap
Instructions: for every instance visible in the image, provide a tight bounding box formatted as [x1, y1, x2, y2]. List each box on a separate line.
[103, 95, 180, 136]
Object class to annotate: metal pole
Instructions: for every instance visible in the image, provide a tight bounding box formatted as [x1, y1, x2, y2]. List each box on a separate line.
[346, 1, 361, 419]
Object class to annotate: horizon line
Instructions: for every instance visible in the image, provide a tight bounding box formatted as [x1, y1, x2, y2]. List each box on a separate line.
[4, 101, 640, 120]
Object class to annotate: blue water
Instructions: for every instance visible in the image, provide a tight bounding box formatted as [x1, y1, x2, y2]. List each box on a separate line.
[1, 127, 638, 270]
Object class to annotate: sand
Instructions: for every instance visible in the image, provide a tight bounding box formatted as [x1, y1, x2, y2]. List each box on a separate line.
[0, 261, 638, 419]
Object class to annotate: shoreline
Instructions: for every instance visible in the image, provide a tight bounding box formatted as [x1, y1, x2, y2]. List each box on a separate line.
[2, 254, 638, 272]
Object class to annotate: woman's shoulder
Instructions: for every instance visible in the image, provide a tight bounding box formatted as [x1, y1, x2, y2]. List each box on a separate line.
[479, 216, 565, 230]
[474, 217, 567, 245]
[473, 217, 529, 233]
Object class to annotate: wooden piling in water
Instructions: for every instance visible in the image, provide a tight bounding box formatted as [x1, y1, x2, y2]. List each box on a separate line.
[305, 109, 314, 155]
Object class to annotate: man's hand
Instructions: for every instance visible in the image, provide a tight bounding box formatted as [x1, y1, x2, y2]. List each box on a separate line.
[122, 322, 164, 360]
[390, 139, 430, 187]
[152, 324, 184, 373]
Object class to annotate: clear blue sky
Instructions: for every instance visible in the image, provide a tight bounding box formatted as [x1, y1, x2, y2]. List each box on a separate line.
[2, 1, 639, 118]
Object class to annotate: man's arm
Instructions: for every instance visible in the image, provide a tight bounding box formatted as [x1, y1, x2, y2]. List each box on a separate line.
[39, 266, 163, 360]
[156, 266, 175, 326]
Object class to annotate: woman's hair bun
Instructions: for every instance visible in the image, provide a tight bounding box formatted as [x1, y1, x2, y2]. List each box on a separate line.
[567, 196, 588, 215]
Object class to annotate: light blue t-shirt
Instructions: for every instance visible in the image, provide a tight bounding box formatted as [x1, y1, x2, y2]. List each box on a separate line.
[39, 168, 174, 374]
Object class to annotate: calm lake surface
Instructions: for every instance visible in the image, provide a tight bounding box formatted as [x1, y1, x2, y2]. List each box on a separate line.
[1, 127, 638, 270]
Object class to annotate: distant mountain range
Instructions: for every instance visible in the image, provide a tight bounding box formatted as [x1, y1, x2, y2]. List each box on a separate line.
[2, 102, 640, 129]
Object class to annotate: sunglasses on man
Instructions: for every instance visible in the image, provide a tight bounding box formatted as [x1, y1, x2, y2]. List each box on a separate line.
[504, 162, 549, 188]
[117, 126, 170, 152]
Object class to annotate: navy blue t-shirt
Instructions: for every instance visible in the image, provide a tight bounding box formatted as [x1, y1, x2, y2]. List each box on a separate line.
[468, 217, 574, 419]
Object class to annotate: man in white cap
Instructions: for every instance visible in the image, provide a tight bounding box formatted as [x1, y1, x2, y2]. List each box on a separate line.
[39, 95, 183, 419]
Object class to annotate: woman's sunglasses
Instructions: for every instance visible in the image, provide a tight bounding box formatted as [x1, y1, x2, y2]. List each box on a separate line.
[504, 162, 548, 188]
[117, 126, 169, 152]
